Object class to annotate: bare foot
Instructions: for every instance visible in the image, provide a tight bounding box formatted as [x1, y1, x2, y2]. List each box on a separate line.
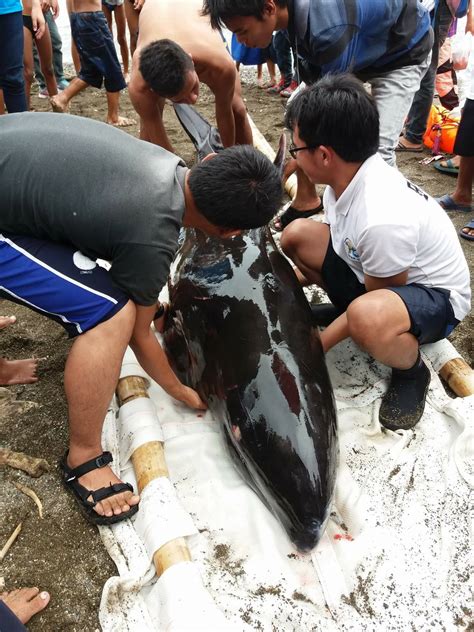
[0, 588, 50, 624]
[50, 94, 68, 113]
[67, 452, 140, 518]
[0, 357, 39, 385]
[0, 315, 16, 330]
[107, 116, 135, 127]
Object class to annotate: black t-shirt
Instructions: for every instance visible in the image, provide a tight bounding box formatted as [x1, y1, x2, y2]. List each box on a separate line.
[0, 113, 187, 305]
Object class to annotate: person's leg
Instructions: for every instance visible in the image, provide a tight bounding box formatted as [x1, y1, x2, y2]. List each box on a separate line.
[402, 3, 453, 148]
[102, 2, 113, 31]
[0, 11, 27, 112]
[280, 219, 330, 287]
[1, 588, 50, 627]
[66, 0, 81, 74]
[124, 0, 139, 57]
[114, 5, 130, 79]
[105, 89, 134, 125]
[450, 156, 474, 207]
[47, 10, 67, 86]
[370, 54, 430, 166]
[0, 315, 39, 385]
[266, 59, 276, 84]
[65, 300, 140, 518]
[0, 90, 4, 114]
[22, 22, 35, 110]
[231, 72, 252, 144]
[35, 22, 58, 98]
[34, 10, 66, 92]
[50, 76, 88, 111]
[271, 30, 292, 88]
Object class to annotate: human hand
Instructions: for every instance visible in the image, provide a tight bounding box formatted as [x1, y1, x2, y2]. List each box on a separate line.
[50, 0, 59, 19]
[32, 0, 46, 39]
[134, 0, 145, 11]
[169, 384, 207, 410]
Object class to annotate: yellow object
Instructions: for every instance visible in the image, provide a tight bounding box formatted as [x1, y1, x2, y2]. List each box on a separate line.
[423, 104, 460, 154]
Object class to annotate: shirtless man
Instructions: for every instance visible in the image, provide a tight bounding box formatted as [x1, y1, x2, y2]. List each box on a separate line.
[128, 0, 252, 151]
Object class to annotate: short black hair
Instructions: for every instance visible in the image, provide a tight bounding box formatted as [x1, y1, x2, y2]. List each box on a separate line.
[188, 145, 283, 229]
[139, 39, 194, 97]
[285, 73, 379, 163]
[202, 0, 287, 30]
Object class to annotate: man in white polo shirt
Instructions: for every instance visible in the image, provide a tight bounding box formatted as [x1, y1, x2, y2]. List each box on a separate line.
[280, 74, 471, 431]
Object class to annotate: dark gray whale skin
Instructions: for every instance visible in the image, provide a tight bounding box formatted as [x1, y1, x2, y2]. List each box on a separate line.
[163, 105, 338, 551]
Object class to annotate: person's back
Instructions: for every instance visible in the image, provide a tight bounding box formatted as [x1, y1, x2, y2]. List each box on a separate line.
[129, 0, 251, 149]
[294, 0, 431, 80]
[137, 0, 230, 72]
[0, 112, 186, 305]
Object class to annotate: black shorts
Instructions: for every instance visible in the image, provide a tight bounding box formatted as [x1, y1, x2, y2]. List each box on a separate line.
[321, 237, 459, 345]
[454, 98, 474, 157]
[0, 233, 129, 338]
[70, 11, 126, 92]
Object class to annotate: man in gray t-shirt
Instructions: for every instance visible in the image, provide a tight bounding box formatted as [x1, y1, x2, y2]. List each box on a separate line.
[0, 112, 281, 526]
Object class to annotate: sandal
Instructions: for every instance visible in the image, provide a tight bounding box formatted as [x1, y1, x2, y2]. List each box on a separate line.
[395, 140, 424, 153]
[433, 158, 459, 176]
[435, 194, 473, 213]
[59, 451, 139, 525]
[273, 203, 323, 232]
[459, 219, 474, 242]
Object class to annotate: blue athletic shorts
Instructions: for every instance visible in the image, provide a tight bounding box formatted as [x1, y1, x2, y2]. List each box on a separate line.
[0, 233, 129, 338]
[321, 236, 459, 345]
[70, 11, 126, 92]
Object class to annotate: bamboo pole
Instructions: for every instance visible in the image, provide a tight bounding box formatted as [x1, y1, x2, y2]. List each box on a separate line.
[439, 357, 474, 397]
[116, 376, 191, 577]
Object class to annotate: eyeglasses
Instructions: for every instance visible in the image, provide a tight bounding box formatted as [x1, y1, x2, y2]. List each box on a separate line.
[289, 143, 317, 159]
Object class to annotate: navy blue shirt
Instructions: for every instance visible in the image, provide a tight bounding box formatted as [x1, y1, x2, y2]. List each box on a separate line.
[286, 0, 432, 83]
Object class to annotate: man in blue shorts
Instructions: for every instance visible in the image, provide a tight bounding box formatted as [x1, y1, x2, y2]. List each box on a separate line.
[202, 0, 433, 230]
[0, 112, 282, 525]
[278, 75, 470, 431]
[50, 0, 132, 126]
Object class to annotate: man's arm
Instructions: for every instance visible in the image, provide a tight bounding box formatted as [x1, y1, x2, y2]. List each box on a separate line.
[129, 304, 206, 409]
[211, 65, 237, 148]
[128, 76, 174, 151]
[319, 270, 409, 353]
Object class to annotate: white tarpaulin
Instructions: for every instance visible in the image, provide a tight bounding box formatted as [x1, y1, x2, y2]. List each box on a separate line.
[98, 333, 473, 631]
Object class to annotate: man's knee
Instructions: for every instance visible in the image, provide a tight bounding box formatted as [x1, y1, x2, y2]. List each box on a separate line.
[232, 97, 247, 122]
[280, 219, 327, 258]
[347, 293, 394, 348]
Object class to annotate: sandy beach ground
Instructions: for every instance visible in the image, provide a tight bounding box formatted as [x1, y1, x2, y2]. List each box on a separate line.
[0, 65, 472, 631]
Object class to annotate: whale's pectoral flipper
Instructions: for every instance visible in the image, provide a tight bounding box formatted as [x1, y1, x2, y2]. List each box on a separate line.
[173, 103, 223, 160]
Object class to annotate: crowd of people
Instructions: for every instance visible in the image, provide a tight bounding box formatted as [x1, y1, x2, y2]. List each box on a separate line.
[0, 0, 473, 628]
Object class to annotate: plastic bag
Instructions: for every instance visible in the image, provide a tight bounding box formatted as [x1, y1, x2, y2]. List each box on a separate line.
[451, 31, 472, 71]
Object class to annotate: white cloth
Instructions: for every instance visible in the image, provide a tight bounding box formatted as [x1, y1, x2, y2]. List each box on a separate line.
[98, 336, 473, 631]
[323, 153, 471, 320]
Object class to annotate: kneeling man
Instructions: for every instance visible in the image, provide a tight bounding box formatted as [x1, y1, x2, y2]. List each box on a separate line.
[281, 74, 470, 431]
[0, 112, 281, 525]
[128, 0, 252, 151]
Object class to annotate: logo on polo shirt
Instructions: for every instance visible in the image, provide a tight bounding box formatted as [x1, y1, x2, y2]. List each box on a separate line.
[73, 251, 97, 273]
[344, 238, 360, 261]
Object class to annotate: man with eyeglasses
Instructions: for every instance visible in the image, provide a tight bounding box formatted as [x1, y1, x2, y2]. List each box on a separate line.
[279, 74, 470, 432]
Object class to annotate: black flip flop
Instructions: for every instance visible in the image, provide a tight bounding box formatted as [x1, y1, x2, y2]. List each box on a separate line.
[273, 202, 324, 232]
[60, 451, 139, 525]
